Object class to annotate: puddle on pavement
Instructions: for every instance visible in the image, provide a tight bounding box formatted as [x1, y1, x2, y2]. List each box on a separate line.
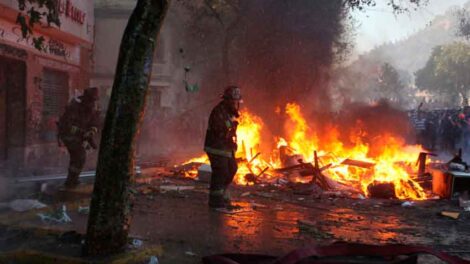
[214, 201, 426, 249]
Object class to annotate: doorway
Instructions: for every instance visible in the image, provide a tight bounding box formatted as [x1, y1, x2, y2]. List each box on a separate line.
[0, 56, 26, 161]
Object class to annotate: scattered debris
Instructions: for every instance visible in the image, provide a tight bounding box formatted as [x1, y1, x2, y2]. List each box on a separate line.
[37, 205, 72, 224]
[160, 185, 195, 192]
[148, 255, 159, 264]
[185, 251, 197, 256]
[215, 207, 252, 214]
[401, 201, 415, 207]
[174, 162, 205, 179]
[197, 164, 212, 182]
[256, 192, 274, 198]
[441, 211, 460, 220]
[367, 182, 396, 199]
[139, 185, 159, 195]
[140, 166, 167, 176]
[292, 183, 323, 197]
[241, 192, 251, 197]
[321, 191, 344, 199]
[459, 192, 470, 209]
[16, 167, 141, 183]
[132, 239, 144, 248]
[276, 178, 289, 185]
[250, 202, 267, 209]
[78, 206, 90, 214]
[449, 162, 466, 172]
[8, 199, 47, 212]
[244, 173, 258, 184]
[40, 183, 58, 195]
[297, 219, 331, 238]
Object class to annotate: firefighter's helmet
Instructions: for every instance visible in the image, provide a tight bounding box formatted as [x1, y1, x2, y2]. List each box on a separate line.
[222, 85, 242, 101]
[81, 87, 99, 101]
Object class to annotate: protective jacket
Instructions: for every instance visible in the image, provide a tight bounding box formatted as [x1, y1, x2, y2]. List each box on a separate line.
[204, 101, 239, 157]
[57, 98, 100, 142]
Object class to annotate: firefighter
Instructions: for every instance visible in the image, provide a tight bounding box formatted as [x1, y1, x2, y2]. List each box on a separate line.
[57, 87, 100, 189]
[204, 86, 242, 208]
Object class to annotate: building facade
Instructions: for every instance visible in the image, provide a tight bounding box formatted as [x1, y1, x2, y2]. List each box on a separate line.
[92, 0, 176, 112]
[92, 0, 196, 160]
[0, 0, 94, 172]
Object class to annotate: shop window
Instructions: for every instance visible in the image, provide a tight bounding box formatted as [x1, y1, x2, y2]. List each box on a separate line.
[0, 56, 26, 160]
[41, 68, 69, 142]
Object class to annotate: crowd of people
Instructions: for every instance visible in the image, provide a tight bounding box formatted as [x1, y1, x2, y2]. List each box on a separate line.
[409, 106, 470, 154]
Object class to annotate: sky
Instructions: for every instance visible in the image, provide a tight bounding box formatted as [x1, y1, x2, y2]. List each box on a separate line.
[352, 0, 468, 54]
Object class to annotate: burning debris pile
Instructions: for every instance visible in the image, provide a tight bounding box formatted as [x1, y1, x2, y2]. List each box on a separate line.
[179, 103, 430, 200]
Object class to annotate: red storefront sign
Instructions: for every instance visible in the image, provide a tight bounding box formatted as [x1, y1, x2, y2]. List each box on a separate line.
[57, 0, 86, 25]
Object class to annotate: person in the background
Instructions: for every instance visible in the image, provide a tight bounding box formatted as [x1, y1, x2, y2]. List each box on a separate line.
[57, 88, 100, 189]
[204, 86, 242, 209]
[442, 110, 462, 154]
[424, 111, 437, 150]
[410, 103, 426, 146]
[460, 106, 470, 153]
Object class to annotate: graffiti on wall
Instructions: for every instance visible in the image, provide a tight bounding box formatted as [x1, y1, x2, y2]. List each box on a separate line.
[0, 23, 77, 63]
[0, 42, 27, 60]
[57, 0, 87, 25]
[48, 39, 68, 58]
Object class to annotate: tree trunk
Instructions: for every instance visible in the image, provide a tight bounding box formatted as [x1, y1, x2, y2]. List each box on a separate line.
[84, 0, 170, 256]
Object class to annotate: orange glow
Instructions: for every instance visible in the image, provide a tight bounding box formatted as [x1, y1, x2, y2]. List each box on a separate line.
[233, 110, 272, 185]
[284, 103, 318, 162]
[184, 155, 208, 164]
[180, 155, 208, 179]
[182, 103, 428, 200]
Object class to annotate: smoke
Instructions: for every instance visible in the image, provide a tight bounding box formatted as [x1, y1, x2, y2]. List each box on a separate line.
[353, 0, 468, 54]
[134, 0, 352, 161]
[234, 0, 348, 116]
[339, 100, 411, 139]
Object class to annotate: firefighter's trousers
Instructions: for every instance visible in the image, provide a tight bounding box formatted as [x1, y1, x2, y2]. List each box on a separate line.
[63, 139, 86, 188]
[207, 153, 238, 207]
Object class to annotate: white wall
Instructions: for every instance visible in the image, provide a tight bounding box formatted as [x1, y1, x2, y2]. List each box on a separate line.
[93, 17, 128, 75]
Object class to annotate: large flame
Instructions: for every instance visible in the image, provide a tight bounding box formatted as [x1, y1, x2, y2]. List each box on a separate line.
[234, 110, 273, 185]
[183, 103, 427, 200]
[284, 103, 319, 162]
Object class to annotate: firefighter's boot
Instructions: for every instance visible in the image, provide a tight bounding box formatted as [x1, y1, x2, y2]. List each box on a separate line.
[64, 169, 81, 189]
[209, 189, 225, 208]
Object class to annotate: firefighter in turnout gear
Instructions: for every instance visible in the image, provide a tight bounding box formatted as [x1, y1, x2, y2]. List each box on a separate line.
[204, 86, 242, 208]
[58, 87, 100, 189]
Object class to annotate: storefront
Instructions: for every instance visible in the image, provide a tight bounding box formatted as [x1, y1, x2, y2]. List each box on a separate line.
[0, 0, 94, 172]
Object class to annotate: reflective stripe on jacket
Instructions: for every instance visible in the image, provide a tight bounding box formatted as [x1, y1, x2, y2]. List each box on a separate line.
[204, 101, 238, 157]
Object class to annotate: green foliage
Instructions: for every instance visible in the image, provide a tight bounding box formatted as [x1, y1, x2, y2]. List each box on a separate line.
[16, 0, 60, 51]
[344, 0, 427, 13]
[415, 42, 470, 106]
[456, 8, 470, 40]
[376, 63, 405, 103]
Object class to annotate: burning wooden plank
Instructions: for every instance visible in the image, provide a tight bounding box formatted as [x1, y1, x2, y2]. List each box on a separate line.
[273, 151, 333, 190]
[341, 159, 375, 169]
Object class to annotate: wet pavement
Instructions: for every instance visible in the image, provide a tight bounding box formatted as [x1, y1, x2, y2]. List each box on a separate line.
[1, 175, 470, 263]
